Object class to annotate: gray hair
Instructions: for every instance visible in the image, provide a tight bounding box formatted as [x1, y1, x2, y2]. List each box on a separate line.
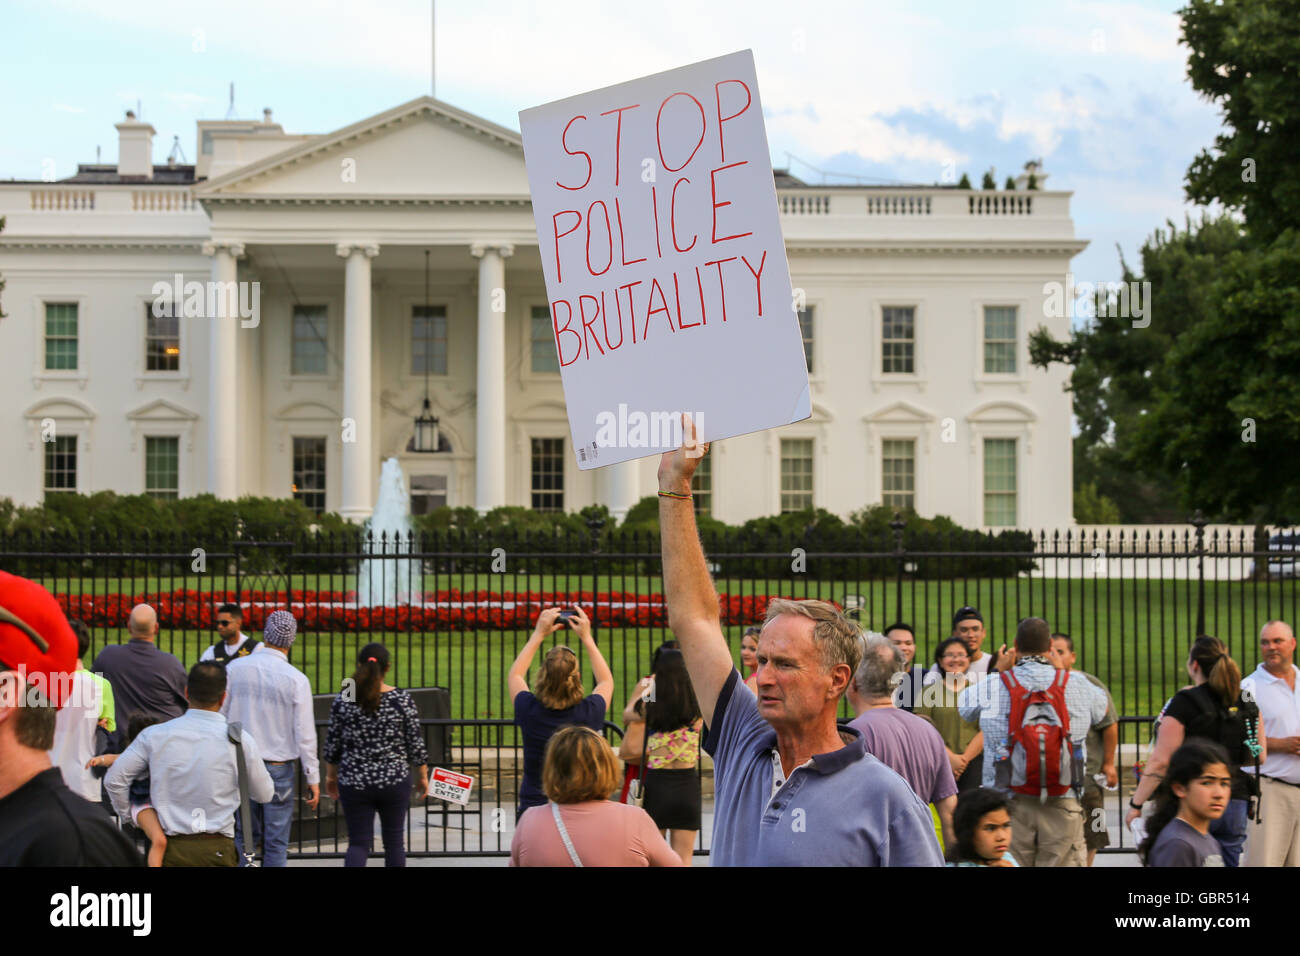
[854, 632, 905, 699]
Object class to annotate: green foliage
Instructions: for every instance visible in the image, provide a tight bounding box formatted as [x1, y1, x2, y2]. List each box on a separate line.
[957, 172, 972, 189]
[1026, 173, 1039, 190]
[1074, 482, 1122, 524]
[1004, 176, 1017, 190]
[1181, 0, 1300, 245]
[981, 170, 997, 190]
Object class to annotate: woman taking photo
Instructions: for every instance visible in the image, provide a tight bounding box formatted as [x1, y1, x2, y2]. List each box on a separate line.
[323, 643, 429, 867]
[914, 637, 985, 792]
[1125, 635, 1263, 867]
[508, 606, 614, 819]
[1139, 740, 1233, 867]
[632, 648, 702, 866]
[510, 726, 680, 866]
[618, 641, 677, 804]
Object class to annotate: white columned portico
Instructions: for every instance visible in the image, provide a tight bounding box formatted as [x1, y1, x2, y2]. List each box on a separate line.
[337, 242, 380, 522]
[603, 462, 640, 522]
[204, 240, 244, 499]
[471, 242, 513, 513]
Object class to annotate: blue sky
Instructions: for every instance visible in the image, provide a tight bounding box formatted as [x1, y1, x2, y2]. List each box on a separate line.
[1, 0, 1224, 284]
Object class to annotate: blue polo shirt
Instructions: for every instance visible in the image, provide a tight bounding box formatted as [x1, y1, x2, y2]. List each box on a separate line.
[703, 670, 943, 867]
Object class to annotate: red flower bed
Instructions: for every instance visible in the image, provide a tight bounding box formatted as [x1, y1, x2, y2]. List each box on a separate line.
[52, 588, 819, 631]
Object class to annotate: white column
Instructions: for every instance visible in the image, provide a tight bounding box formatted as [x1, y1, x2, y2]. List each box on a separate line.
[471, 242, 513, 513]
[337, 242, 380, 522]
[204, 240, 243, 499]
[602, 461, 640, 522]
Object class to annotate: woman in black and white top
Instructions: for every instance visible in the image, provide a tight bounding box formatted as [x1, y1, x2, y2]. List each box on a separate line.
[324, 643, 429, 867]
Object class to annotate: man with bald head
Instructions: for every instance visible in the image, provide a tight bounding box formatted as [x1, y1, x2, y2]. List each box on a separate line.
[92, 603, 188, 747]
[1243, 620, 1300, 867]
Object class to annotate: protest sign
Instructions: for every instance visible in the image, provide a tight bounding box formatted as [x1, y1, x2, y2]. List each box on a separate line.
[519, 49, 810, 469]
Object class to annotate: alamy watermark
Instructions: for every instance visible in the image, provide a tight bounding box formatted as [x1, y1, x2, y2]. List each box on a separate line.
[1042, 273, 1151, 329]
[151, 274, 260, 328]
[591, 405, 705, 457]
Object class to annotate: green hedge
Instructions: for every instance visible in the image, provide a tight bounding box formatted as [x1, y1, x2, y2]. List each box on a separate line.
[0, 495, 1036, 580]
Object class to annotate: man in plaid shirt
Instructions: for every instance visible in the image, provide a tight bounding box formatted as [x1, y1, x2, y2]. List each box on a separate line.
[958, 617, 1109, 866]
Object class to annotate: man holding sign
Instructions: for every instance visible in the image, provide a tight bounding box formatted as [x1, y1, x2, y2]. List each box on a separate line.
[658, 419, 942, 866]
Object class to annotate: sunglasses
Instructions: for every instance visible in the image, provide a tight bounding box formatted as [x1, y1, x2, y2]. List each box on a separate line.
[0, 604, 50, 654]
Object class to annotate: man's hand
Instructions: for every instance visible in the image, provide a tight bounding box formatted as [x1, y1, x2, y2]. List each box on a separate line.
[1102, 763, 1118, 789]
[657, 413, 708, 495]
[305, 783, 320, 810]
[993, 644, 1017, 672]
[948, 752, 967, 777]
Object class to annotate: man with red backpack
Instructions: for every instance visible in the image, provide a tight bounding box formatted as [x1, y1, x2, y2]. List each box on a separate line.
[958, 617, 1109, 866]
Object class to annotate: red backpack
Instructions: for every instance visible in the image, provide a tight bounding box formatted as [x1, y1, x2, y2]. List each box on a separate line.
[995, 668, 1076, 801]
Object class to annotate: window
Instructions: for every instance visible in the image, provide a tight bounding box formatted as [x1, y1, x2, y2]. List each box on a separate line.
[291, 306, 328, 375]
[531, 305, 560, 373]
[983, 306, 1017, 373]
[43, 435, 76, 495]
[292, 437, 327, 515]
[530, 438, 564, 512]
[881, 306, 915, 374]
[798, 307, 814, 373]
[44, 303, 78, 370]
[412, 305, 447, 376]
[691, 455, 712, 517]
[983, 438, 1017, 526]
[145, 302, 180, 371]
[881, 439, 915, 511]
[780, 438, 814, 513]
[410, 475, 448, 515]
[145, 436, 179, 499]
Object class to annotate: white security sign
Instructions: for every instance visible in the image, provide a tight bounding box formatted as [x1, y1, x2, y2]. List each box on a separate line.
[520, 50, 810, 469]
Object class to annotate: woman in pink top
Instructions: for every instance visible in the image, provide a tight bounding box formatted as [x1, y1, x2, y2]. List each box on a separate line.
[510, 727, 681, 867]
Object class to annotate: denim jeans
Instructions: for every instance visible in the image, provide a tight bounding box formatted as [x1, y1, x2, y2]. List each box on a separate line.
[235, 761, 297, 867]
[1210, 797, 1249, 868]
[338, 774, 412, 867]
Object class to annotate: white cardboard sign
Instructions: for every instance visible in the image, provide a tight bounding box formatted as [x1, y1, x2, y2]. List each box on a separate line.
[519, 49, 810, 470]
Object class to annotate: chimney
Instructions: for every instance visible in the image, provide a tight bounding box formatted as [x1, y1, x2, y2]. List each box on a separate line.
[262, 107, 273, 124]
[115, 109, 156, 179]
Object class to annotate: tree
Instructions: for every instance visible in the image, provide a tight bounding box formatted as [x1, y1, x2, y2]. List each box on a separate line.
[956, 172, 971, 189]
[981, 169, 996, 190]
[1004, 175, 1017, 190]
[1026, 173, 1039, 190]
[1182, 0, 1300, 245]
[1074, 482, 1121, 524]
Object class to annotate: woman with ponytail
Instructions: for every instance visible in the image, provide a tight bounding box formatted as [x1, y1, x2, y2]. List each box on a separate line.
[508, 606, 614, 819]
[1139, 740, 1232, 866]
[1125, 636, 1265, 866]
[323, 643, 429, 866]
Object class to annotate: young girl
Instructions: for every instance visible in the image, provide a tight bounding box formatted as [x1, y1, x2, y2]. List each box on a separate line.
[86, 714, 166, 866]
[1139, 739, 1231, 867]
[947, 788, 1019, 867]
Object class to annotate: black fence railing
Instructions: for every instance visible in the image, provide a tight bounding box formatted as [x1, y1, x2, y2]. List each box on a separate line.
[6, 519, 1297, 723]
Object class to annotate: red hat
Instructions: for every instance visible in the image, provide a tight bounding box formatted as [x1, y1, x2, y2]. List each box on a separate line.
[0, 571, 78, 709]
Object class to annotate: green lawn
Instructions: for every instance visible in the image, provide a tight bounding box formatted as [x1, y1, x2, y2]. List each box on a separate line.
[77, 572, 1298, 722]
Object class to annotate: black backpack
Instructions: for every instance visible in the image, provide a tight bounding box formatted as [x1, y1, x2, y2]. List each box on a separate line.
[1187, 688, 1263, 819]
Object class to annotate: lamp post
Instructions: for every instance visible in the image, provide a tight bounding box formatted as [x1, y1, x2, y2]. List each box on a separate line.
[412, 248, 440, 453]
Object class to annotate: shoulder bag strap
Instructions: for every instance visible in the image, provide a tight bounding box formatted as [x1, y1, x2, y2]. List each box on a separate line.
[227, 721, 259, 867]
[549, 801, 583, 867]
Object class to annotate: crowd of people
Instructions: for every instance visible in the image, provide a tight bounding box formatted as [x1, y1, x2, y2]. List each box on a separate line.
[2, 426, 1299, 868]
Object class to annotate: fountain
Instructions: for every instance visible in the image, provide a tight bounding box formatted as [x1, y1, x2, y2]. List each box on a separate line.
[356, 458, 423, 607]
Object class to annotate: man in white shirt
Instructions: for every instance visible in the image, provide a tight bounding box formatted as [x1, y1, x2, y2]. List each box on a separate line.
[105, 661, 274, 866]
[222, 610, 319, 867]
[1243, 619, 1300, 867]
[48, 619, 114, 803]
[200, 604, 260, 664]
[935, 607, 1001, 679]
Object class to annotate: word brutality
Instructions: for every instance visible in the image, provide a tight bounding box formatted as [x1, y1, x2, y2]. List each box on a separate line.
[547, 81, 771, 367]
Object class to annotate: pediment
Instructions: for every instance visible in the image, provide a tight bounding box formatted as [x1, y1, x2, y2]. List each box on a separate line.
[126, 398, 198, 421]
[275, 400, 340, 420]
[863, 400, 934, 424]
[196, 97, 528, 198]
[966, 400, 1037, 423]
[24, 397, 95, 420]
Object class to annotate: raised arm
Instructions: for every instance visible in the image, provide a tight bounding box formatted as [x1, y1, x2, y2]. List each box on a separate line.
[657, 416, 733, 729]
[570, 606, 614, 710]
[507, 608, 564, 699]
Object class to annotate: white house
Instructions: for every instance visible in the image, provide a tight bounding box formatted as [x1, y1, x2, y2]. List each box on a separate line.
[0, 98, 1085, 528]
